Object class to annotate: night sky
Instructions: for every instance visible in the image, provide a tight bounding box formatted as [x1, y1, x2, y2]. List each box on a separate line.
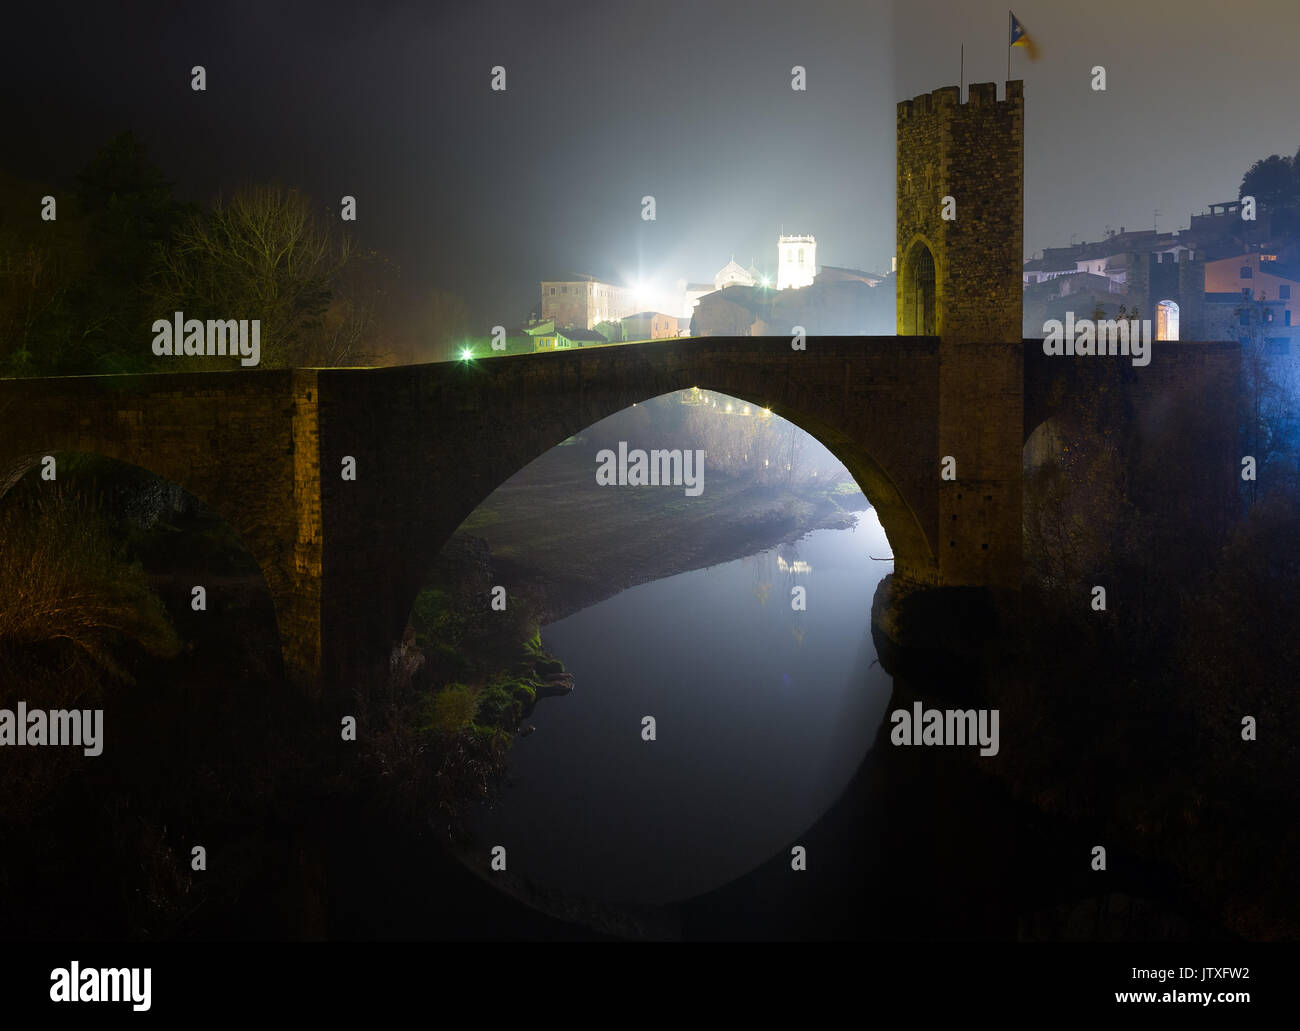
[5, 0, 1298, 329]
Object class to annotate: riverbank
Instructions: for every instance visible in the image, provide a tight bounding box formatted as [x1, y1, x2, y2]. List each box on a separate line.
[452, 440, 866, 625]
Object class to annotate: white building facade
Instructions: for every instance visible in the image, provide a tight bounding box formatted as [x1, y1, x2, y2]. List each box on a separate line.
[777, 234, 816, 290]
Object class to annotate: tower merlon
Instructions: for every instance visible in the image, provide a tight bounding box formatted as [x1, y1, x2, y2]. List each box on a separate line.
[898, 80, 1024, 121]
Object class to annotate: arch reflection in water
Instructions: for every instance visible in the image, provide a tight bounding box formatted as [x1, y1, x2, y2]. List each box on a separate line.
[467, 508, 894, 905]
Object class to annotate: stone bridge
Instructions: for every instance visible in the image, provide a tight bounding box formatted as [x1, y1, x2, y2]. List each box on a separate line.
[0, 79, 1244, 702]
[0, 337, 976, 697]
[0, 333, 1239, 701]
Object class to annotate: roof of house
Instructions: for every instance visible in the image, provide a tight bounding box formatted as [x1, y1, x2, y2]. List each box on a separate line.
[1023, 257, 1079, 273]
[695, 285, 768, 312]
[817, 265, 883, 284]
[540, 276, 627, 288]
[559, 327, 608, 342]
[1206, 252, 1261, 265]
[1056, 271, 1113, 286]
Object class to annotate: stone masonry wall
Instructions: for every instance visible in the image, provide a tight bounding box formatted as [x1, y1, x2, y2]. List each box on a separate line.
[897, 81, 1026, 592]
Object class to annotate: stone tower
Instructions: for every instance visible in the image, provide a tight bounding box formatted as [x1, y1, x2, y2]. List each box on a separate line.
[1127, 251, 1206, 339]
[896, 81, 1025, 592]
[777, 234, 816, 290]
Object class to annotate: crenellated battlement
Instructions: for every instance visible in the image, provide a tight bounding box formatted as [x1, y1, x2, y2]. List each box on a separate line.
[897, 80, 1023, 121]
[896, 79, 1025, 346]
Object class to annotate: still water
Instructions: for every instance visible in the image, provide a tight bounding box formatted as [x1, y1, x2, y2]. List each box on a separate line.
[468, 509, 894, 905]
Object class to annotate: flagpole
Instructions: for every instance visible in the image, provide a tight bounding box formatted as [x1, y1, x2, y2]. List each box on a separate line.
[960, 43, 964, 101]
[1007, 11, 1011, 82]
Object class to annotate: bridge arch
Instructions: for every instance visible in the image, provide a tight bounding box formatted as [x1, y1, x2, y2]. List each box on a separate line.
[316, 340, 944, 693]
[0, 449, 287, 679]
[416, 383, 934, 590]
[0, 368, 323, 691]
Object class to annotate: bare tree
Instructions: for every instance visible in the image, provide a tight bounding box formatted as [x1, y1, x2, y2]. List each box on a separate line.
[311, 248, 396, 367]
[152, 184, 353, 368]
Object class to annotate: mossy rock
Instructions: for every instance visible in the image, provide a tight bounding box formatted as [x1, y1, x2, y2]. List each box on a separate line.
[475, 681, 523, 728]
[424, 683, 478, 734]
[533, 656, 565, 676]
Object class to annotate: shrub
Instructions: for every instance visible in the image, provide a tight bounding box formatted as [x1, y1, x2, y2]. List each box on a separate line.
[425, 683, 478, 734]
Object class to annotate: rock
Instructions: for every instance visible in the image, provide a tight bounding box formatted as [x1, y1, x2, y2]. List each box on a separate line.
[535, 673, 575, 699]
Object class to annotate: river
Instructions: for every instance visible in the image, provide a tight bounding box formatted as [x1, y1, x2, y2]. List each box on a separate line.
[467, 507, 894, 905]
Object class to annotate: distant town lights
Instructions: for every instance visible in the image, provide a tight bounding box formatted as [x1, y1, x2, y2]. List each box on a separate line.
[632, 279, 656, 306]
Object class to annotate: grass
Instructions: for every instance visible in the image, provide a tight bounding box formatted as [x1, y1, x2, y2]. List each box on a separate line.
[0, 482, 180, 687]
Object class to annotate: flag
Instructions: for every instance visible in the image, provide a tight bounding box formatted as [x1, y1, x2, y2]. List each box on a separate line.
[1010, 12, 1040, 60]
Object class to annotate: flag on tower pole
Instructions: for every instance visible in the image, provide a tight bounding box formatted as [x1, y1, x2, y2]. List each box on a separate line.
[1009, 11, 1040, 78]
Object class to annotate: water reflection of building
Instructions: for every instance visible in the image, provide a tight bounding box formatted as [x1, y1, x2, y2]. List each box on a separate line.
[748, 545, 809, 645]
[677, 387, 773, 418]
